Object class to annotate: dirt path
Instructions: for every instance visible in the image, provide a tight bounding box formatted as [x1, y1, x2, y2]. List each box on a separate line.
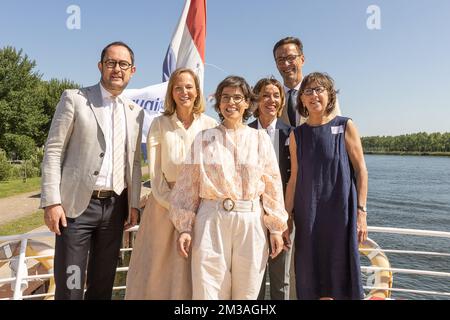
[0, 191, 42, 226]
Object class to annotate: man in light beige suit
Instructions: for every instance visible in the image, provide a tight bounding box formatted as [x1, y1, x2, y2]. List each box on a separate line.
[40, 41, 144, 300]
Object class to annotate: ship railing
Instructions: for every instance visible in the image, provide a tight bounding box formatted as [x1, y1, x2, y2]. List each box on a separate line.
[0, 226, 449, 300]
[361, 226, 450, 298]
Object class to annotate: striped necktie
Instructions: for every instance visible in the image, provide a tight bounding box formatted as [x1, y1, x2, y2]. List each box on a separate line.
[112, 98, 125, 195]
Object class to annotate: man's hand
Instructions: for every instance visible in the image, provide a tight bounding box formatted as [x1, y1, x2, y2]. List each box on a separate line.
[282, 215, 294, 251]
[124, 208, 140, 230]
[44, 204, 67, 235]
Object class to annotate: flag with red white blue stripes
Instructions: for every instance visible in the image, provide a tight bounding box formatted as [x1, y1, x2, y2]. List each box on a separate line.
[162, 0, 206, 88]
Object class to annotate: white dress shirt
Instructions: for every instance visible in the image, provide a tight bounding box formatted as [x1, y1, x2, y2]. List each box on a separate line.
[257, 117, 281, 164]
[94, 83, 127, 191]
[257, 117, 277, 146]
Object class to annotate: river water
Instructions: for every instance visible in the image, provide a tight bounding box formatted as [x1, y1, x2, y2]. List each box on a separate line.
[362, 154, 450, 300]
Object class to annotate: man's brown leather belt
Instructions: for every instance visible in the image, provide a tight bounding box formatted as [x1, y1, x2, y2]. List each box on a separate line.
[92, 190, 115, 199]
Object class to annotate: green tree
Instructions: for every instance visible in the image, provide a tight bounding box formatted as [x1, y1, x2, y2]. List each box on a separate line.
[41, 78, 80, 138]
[362, 132, 450, 153]
[0, 46, 80, 152]
[0, 148, 12, 180]
[2, 133, 36, 160]
[0, 46, 47, 149]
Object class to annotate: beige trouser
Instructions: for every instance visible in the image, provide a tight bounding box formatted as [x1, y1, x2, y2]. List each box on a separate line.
[192, 198, 269, 300]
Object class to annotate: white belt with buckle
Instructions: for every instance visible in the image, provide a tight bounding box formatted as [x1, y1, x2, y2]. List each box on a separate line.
[203, 198, 260, 212]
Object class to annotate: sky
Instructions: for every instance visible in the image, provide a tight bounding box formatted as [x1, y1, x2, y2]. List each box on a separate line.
[1, 0, 449, 137]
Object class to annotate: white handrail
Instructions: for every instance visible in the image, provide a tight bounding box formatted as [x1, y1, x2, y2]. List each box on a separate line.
[0, 272, 53, 285]
[364, 286, 450, 297]
[1, 225, 449, 300]
[0, 228, 139, 243]
[0, 231, 54, 242]
[22, 292, 54, 299]
[0, 276, 16, 285]
[359, 248, 450, 257]
[12, 239, 27, 300]
[2, 225, 449, 243]
[361, 266, 450, 277]
[367, 226, 450, 238]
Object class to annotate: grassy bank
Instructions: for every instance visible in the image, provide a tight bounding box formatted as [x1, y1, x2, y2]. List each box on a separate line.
[364, 151, 450, 157]
[0, 210, 44, 236]
[0, 166, 147, 200]
[0, 177, 41, 198]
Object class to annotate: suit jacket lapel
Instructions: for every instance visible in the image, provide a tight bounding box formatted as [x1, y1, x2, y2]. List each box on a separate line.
[85, 84, 107, 140]
[276, 120, 283, 151]
[280, 102, 290, 125]
[276, 119, 291, 149]
[248, 119, 258, 129]
[123, 97, 136, 153]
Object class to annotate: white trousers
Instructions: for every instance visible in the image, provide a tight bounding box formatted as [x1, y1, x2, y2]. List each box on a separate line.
[192, 199, 269, 300]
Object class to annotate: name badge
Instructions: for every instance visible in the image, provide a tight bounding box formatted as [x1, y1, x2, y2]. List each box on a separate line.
[331, 125, 344, 134]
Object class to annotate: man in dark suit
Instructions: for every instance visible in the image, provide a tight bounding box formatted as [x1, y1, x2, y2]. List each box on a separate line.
[249, 77, 293, 300]
[273, 36, 341, 127]
[41, 41, 144, 299]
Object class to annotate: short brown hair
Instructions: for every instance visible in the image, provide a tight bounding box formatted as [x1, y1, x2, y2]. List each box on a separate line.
[163, 68, 205, 116]
[213, 76, 255, 122]
[297, 72, 338, 117]
[273, 37, 303, 58]
[253, 77, 285, 118]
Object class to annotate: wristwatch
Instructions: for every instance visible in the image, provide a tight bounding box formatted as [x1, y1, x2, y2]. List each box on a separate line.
[357, 204, 367, 212]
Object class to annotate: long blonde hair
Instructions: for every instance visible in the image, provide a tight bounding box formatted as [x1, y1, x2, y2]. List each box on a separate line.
[163, 68, 205, 116]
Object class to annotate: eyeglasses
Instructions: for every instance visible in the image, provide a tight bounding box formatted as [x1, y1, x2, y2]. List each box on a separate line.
[103, 59, 133, 70]
[302, 86, 326, 96]
[220, 94, 245, 104]
[275, 54, 301, 65]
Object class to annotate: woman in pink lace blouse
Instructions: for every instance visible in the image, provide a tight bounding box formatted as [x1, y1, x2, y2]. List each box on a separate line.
[169, 76, 288, 299]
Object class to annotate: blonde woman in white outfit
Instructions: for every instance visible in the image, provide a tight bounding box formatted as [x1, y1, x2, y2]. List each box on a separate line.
[169, 76, 288, 300]
[125, 68, 217, 299]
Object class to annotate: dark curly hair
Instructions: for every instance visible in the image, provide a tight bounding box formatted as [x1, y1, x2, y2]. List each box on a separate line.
[213, 75, 256, 122]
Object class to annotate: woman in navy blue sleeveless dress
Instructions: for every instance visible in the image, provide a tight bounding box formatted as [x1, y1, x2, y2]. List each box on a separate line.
[284, 73, 368, 300]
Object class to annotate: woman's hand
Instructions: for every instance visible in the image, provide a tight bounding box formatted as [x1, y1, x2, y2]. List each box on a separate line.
[357, 210, 368, 244]
[177, 232, 192, 258]
[270, 233, 284, 259]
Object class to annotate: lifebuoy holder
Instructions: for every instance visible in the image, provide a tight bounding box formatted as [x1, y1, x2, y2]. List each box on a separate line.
[359, 238, 394, 299]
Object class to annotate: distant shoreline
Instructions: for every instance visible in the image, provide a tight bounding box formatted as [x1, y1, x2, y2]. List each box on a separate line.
[364, 151, 450, 157]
